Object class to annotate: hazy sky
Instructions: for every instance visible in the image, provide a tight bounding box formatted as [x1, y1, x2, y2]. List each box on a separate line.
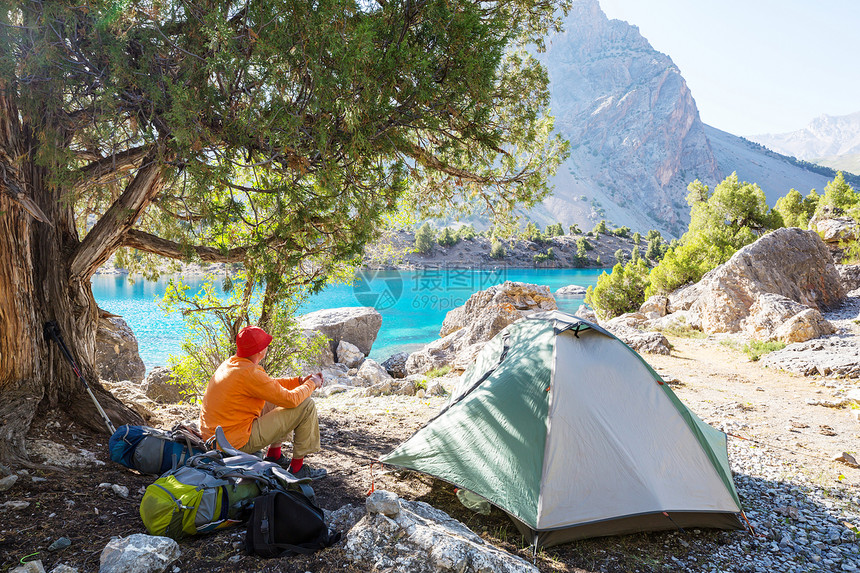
[598, 0, 860, 136]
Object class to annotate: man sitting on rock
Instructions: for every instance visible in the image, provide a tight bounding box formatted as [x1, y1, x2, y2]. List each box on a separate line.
[199, 325, 327, 479]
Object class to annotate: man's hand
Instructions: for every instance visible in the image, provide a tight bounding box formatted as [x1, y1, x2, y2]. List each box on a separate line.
[306, 372, 324, 390]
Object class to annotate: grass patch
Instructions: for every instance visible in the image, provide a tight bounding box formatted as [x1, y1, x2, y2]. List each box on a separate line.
[719, 339, 742, 352]
[425, 365, 451, 378]
[742, 340, 786, 361]
[658, 318, 707, 339]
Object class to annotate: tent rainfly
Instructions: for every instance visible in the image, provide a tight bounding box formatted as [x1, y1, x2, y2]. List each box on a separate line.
[382, 311, 745, 547]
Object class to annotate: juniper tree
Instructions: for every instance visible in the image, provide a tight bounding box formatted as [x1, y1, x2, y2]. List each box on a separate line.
[0, 0, 569, 465]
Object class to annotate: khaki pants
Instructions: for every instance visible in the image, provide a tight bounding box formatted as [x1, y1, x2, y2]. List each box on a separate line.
[240, 398, 321, 459]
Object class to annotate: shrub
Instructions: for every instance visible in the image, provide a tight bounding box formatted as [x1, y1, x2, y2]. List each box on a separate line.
[610, 226, 630, 238]
[585, 260, 650, 320]
[743, 340, 786, 361]
[456, 225, 477, 241]
[489, 240, 506, 259]
[415, 222, 435, 253]
[524, 222, 544, 243]
[614, 249, 627, 265]
[437, 227, 459, 247]
[545, 222, 564, 237]
[592, 219, 607, 235]
[534, 248, 555, 264]
[568, 223, 582, 235]
[426, 365, 451, 378]
[632, 231, 641, 245]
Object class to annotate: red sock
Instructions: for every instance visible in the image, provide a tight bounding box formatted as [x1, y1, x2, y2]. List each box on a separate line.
[266, 446, 282, 460]
[290, 457, 304, 473]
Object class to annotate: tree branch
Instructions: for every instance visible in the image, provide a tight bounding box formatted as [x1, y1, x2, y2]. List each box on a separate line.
[73, 146, 149, 191]
[69, 145, 165, 281]
[122, 229, 248, 263]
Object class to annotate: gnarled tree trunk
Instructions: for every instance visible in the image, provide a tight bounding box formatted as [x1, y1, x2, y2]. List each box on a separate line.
[0, 90, 143, 470]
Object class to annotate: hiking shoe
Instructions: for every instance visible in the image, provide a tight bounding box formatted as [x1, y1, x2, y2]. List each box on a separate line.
[290, 463, 327, 480]
[263, 453, 291, 470]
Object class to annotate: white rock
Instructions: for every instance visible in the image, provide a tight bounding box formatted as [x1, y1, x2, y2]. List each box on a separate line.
[0, 474, 19, 492]
[99, 534, 181, 573]
[336, 340, 365, 369]
[366, 490, 401, 517]
[356, 359, 393, 387]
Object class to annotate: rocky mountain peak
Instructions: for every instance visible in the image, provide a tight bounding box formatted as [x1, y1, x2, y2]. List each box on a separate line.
[532, 0, 720, 235]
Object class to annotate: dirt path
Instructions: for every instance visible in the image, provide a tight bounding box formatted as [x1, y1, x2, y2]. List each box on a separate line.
[647, 336, 860, 488]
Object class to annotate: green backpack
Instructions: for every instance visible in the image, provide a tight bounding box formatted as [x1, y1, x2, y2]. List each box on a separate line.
[140, 428, 311, 540]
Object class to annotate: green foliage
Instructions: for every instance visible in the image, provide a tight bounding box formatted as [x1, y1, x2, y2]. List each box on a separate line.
[425, 365, 452, 378]
[568, 223, 582, 235]
[1, 0, 571, 374]
[610, 226, 630, 238]
[645, 236, 667, 261]
[657, 316, 706, 339]
[630, 246, 642, 265]
[576, 237, 593, 251]
[489, 239, 506, 259]
[456, 225, 477, 241]
[574, 237, 590, 264]
[815, 172, 858, 215]
[645, 229, 663, 242]
[437, 227, 459, 247]
[595, 255, 602, 265]
[545, 222, 564, 237]
[415, 222, 436, 254]
[585, 260, 650, 320]
[592, 219, 607, 235]
[646, 174, 780, 297]
[632, 231, 641, 245]
[614, 249, 627, 265]
[160, 273, 329, 398]
[533, 247, 555, 263]
[774, 189, 815, 228]
[743, 340, 786, 361]
[524, 222, 544, 243]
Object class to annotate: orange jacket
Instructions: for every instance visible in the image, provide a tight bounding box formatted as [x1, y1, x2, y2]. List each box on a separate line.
[199, 356, 314, 448]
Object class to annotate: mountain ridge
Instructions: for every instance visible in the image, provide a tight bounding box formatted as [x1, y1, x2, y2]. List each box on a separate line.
[525, 0, 838, 237]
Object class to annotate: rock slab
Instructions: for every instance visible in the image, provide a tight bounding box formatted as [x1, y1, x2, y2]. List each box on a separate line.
[346, 491, 537, 573]
[99, 534, 180, 573]
[299, 307, 382, 356]
[96, 316, 146, 383]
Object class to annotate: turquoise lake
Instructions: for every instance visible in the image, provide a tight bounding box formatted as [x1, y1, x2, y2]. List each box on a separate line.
[92, 268, 605, 373]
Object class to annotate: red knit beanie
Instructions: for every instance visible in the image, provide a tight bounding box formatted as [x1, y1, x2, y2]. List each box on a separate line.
[236, 326, 273, 358]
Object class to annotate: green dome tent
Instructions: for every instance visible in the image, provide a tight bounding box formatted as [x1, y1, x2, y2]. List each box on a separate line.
[383, 311, 745, 548]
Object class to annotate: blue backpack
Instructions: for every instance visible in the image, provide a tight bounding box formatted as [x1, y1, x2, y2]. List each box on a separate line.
[109, 424, 207, 475]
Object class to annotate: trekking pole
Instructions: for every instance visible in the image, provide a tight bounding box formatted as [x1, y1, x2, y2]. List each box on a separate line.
[44, 321, 116, 434]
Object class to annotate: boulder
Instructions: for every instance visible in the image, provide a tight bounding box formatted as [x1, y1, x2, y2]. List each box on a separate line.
[838, 264, 860, 292]
[356, 359, 393, 387]
[604, 325, 671, 355]
[405, 329, 469, 376]
[742, 294, 810, 341]
[689, 228, 845, 334]
[101, 381, 157, 421]
[411, 282, 556, 375]
[811, 216, 858, 244]
[639, 295, 668, 319]
[96, 316, 146, 383]
[773, 308, 835, 344]
[439, 281, 556, 339]
[140, 367, 184, 404]
[299, 307, 382, 356]
[336, 340, 365, 369]
[555, 284, 588, 296]
[99, 534, 180, 573]
[574, 304, 598, 324]
[666, 282, 704, 314]
[381, 352, 409, 379]
[345, 491, 538, 573]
